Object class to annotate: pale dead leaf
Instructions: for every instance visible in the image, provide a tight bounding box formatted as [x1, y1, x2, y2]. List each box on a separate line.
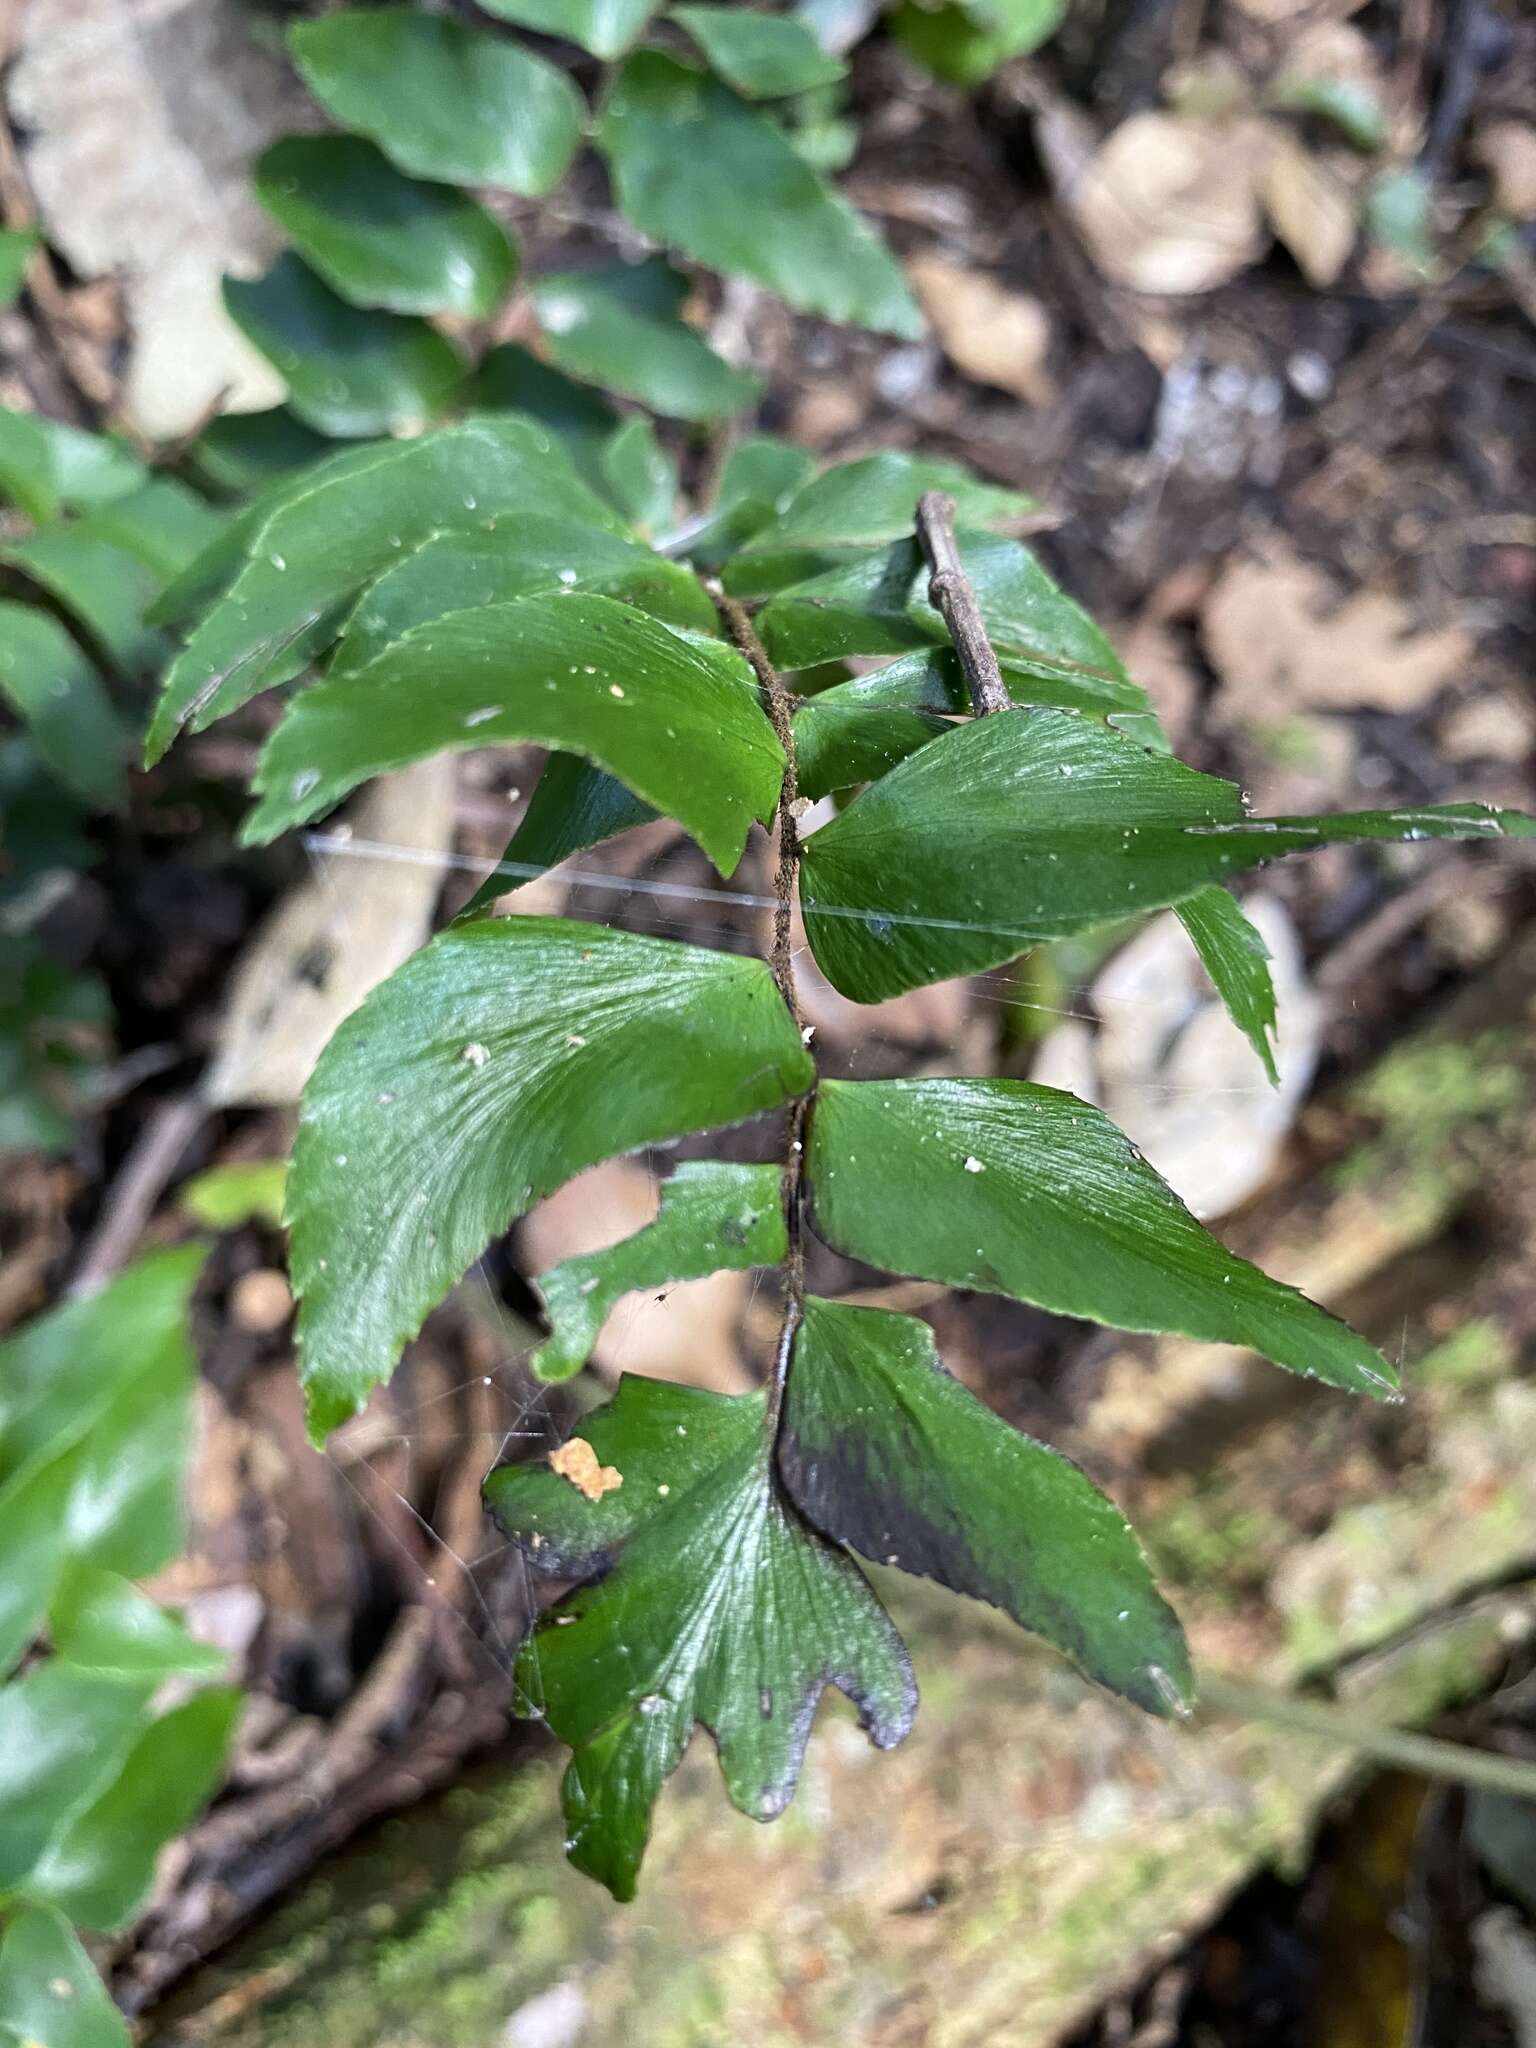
[549, 1437, 623, 1502]
[8, 0, 304, 435]
[1071, 112, 1272, 294]
[1032, 896, 1321, 1219]
[520, 1159, 755, 1393]
[1475, 121, 1536, 222]
[204, 757, 455, 1108]
[1202, 537, 1474, 717]
[1260, 133, 1357, 287]
[907, 255, 1056, 404]
[1440, 691, 1534, 764]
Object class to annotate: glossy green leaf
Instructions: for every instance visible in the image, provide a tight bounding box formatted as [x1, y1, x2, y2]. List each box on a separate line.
[0, 1907, 130, 2048]
[799, 709, 1536, 1001]
[0, 1665, 154, 1892]
[0, 603, 126, 812]
[48, 1565, 225, 1680]
[598, 416, 678, 534]
[23, 1685, 240, 1930]
[891, 0, 1065, 85]
[756, 541, 933, 662]
[792, 661, 952, 800]
[782, 1297, 1191, 1711]
[493, 754, 659, 886]
[722, 456, 1036, 596]
[147, 419, 625, 761]
[246, 593, 780, 869]
[673, 435, 814, 566]
[254, 135, 516, 318]
[1175, 886, 1279, 1086]
[809, 1077, 1398, 1396]
[185, 408, 333, 493]
[0, 228, 38, 307]
[671, 6, 846, 96]
[0, 1248, 204, 1667]
[223, 255, 464, 439]
[0, 410, 144, 527]
[480, 0, 660, 55]
[532, 260, 759, 423]
[0, 533, 164, 677]
[791, 641, 1156, 797]
[469, 346, 621, 487]
[532, 1159, 785, 1380]
[290, 10, 583, 195]
[455, 752, 660, 921]
[758, 530, 1139, 707]
[69, 478, 226, 582]
[328, 519, 716, 676]
[288, 918, 814, 1439]
[484, 1377, 915, 1900]
[599, 52, 921, 338]
[178, 1158, 288, 1230]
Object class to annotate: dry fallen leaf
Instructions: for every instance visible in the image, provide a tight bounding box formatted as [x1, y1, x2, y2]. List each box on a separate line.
[907, 254, 1056, 404]
[1031, 895, 1321, 1219]
[1202, 537, 1474, 718]
[1475, 121, 1536, 221]
[1070, 112, 1273, 294]
[520, 1159, 756, 1393]
[549, 1437, 623, 1502]
[1260, 133, 1357, 287]
[204, 756, 456, 1107]
[8, 0, 301, 435]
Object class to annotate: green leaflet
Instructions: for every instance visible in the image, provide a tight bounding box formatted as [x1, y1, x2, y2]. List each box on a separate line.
[20, 1685, 240, 1931]
[598, 417, 679, 534]
[0, 1666, 155, 1893]
[186, 408, 333, 494]
[531, 1160, 786, 1380]
[0, 604, 125, 812]
[598, 52, 921, 339]
[1176, 886, 1280, 1085]
[0, 409, 143, 527]
[246, 592, 781, 872]
[327, 520, 717, 675]
[223, 254, 464, 439]
[484, 1378, 915, 1901]
[781, 1298, 1191, 1713]
[808, 1077, 1398, 1397]
[47, 1564, 226, 1681]
[254, 135, 517, 318]
[790, 645, 1154, 799]
[0, 1906, 131, 2048]
[722, 458, 1036, 597]
[290, 10, 584, 196]
[670, 6, 846, 97]
[0, 1247, 205, 1673]
[671, 436, 815, 567]
[755, 529, 1137, 702]
[146, 418, 626, 761]
[0, 533, 165, 678]
[469, 347, 622, 490]
[531, 259, 759, 423]
[474, 754, 659, 908]
[288, 919, 814, 1440]
[480, 0, 661, 58]
[799, 709, 1536, 1001]
[891, 0, 1066, 85]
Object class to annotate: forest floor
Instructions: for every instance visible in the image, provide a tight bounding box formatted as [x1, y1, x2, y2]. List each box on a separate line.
[4, 1, 1536, 2042]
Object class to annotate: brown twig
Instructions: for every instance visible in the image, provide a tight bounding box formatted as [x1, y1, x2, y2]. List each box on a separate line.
[67, 1093, 205, 1298]
[916, 491, 1011, 717]
[709, 583, 809, 1428]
